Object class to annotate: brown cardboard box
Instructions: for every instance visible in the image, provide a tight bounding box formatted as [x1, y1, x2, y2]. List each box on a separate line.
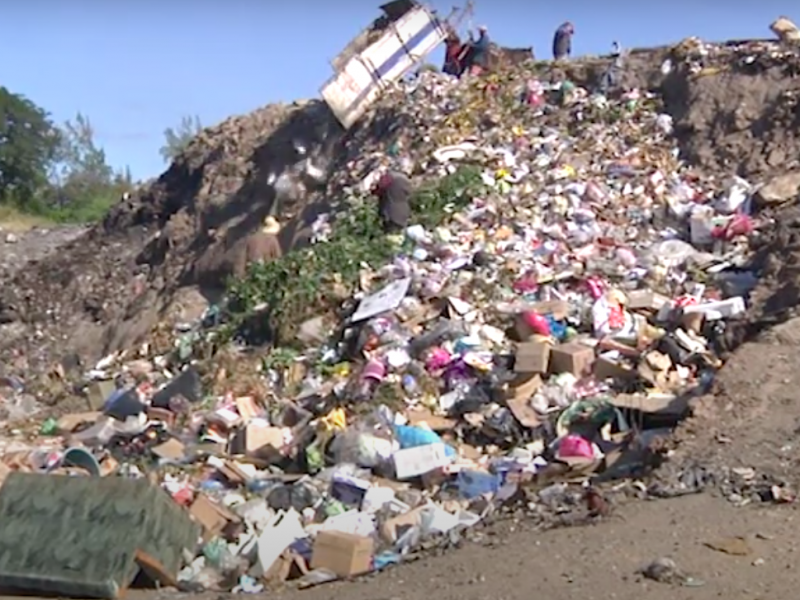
[514, 341, 551, 374]
[146, 406, 176, 427]
[627, 290, 669, 312]
[549, 343, 595, 376]
[85, 380, 116, 410]
[231, 423, 285, 461]
[311, 531, 374, 577]
[189, 494, 241, 540]
[593, 354, 637, 381]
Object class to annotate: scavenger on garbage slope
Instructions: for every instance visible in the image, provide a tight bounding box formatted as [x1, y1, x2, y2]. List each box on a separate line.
[463, 25, 491, 76]
[443, 29, 465, 76]
[553, 21, 575, 60]
[372, 170, 413, 244]
[232, 216, 283, 278]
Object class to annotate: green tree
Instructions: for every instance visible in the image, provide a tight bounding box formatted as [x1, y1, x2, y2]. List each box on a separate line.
[159, 115, 202, 163]
[55, 112, 114, 202]
[49, 113, 133, 222]
[0, 87, 61, 208]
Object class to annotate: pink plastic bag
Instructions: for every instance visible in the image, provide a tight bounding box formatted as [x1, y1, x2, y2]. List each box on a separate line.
[522, 310, 551, 336]
[558, 434, 595, 459]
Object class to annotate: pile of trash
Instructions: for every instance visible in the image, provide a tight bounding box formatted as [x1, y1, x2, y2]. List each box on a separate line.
[1, 37, 800, 597]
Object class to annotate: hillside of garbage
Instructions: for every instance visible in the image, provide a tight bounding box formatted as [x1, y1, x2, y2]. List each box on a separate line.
[0, 39, 798, 379]
[0, 36, 799, 597]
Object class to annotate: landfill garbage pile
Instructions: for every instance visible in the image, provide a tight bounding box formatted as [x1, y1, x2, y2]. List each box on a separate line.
[0, 37, 800, 597]
[1, 39, 800, 379]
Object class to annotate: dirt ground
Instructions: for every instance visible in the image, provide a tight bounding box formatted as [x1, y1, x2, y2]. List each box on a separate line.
[268, 495, 797, 600]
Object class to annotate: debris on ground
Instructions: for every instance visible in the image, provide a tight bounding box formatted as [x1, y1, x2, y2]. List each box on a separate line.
[639, 556, 702, 586]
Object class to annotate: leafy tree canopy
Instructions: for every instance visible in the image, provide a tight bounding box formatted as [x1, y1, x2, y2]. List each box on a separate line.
[0, 87, 61, 207]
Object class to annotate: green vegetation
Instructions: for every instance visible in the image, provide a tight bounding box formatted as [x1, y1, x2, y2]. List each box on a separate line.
[0, 85, 202, 226]
[0, 87, 134, 224]
[227, 166, 486, 344]
[159, 115, 203, 164]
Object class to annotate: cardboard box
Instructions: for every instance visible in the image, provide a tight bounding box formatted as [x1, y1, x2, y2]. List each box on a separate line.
[593, 354, 637, 381]
[86, 381, 116, 411]
[189, 493, 241, 540]
[627, 290, 670, 312]
[230, 423, 285, 461]
[549, 343, 595, 376]
[311, 531, 373, 577]
[514, 341, 551, 374]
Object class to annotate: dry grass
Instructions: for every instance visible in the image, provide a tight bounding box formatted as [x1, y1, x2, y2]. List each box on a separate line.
[0, 205, 54, 232]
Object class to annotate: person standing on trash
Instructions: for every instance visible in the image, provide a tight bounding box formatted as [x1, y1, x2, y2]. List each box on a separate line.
[373, 170, 412, 244]
[599, 41, 624, 94]
[443, 30, 465, 76]
[463, 25, 491, 76]
[233, 215, 283, 277]
[552, 21, 574, 61]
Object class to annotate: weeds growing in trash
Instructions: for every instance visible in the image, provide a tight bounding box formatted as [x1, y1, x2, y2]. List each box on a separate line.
[223, 166, 485, 344]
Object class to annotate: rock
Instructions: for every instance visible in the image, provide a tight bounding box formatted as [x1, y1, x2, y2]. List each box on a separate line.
[640, 557, 685, 584]
[757, 172, 800, 205]
[4, 233, 18, 244]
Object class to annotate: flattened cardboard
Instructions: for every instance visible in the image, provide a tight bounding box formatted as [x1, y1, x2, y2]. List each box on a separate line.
[231, 423, 285, 461]
[86, 380, 116, 411]
[57, 411, 101, 433]
[505, 374, 542, 428]
[151, 438, 186, 461]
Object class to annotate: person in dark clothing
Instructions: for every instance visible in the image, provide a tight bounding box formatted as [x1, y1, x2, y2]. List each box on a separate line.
[600, 41, 624, 93]
[443, 30, 464, 76]
[552, 21, 574, 60]
[463, 26, 490, 76]
[373, 171, 412, 234]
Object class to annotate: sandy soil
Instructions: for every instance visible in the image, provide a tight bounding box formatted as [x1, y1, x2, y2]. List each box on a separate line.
[268, 494, 796, 600]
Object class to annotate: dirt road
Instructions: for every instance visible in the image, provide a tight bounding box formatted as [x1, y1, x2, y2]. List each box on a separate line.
[272, 494, 796, 600]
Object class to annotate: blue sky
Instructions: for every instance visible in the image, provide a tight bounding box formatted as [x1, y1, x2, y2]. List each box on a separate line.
[1, 1, 795, 181]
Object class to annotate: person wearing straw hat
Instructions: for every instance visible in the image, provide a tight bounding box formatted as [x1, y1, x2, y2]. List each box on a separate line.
[233, 215, 283, 277]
